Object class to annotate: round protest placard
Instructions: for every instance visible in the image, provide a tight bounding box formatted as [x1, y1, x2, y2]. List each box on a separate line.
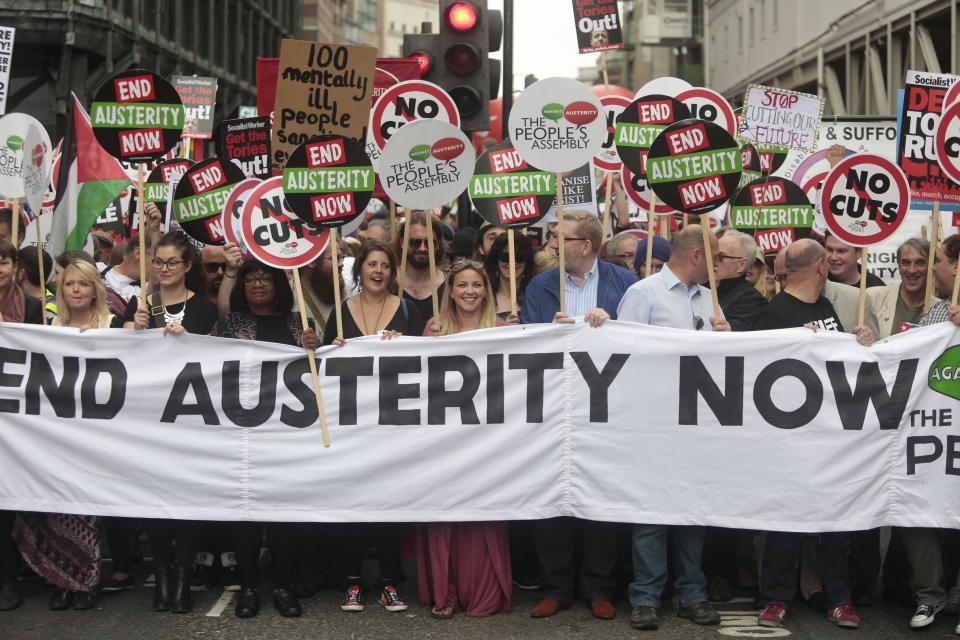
[90, 69, 184, 162]
[378, 120, 475, 210]
[818, 153, 910, 247]
[172, 158, 246, 245]
[19, 118, 50, 215]
[594, 95, 632, 171]
[468, 139, 555, 229]
[614, 95, 691, 178]
[221, 177, 261, 257]
[739, 141, 788, 178]
[731, 176, 814, 229]
[145, 158, 192, 219]
[282, 135, 374, 229]
[634, 76, 692, 99]
[646, 118, 742, 214]
[0, 113, 53, 207]
[935, 99, 960, 185]
[507, 77, 605, 173]
[677, 87, 737, 137]
[367, 80, 460, 168]
[620, 165, 676, 215]
[240, 176, 330, 269]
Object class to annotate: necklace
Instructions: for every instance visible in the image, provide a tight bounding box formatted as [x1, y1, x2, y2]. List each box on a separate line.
[358, 292, 387, 335]
[161, 295, 187, 325]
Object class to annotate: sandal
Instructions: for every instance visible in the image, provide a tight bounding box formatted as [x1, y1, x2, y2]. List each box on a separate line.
[431, 605, 454, 619]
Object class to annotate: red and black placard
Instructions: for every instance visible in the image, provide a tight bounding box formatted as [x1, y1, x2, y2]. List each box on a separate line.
[614, 95, 690, 178]
[468, 139, 556, 230]
[172, 158, 247, 245]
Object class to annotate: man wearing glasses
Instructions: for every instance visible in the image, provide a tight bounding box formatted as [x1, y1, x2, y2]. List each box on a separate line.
[200, 245, 228, 303]
[715, 230, 766, 331]
[606, 232, 640, 274]
[616, 224, 728, 631]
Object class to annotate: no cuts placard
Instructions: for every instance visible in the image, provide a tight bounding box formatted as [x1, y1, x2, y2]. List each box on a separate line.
[740, 84, 824, 152]
[90, 69, 184, 162]
[220, 178, 260, 258]
[594, 94, 631, 171]
[469, 139, 555, 229]
[172, 158, 247, 245]
[240, 176, 329, 269]
[934, 99, 960, 186]
[677, 87, 737, 137]
[818, 153, 911, 247]
[366, 80, 460, 170]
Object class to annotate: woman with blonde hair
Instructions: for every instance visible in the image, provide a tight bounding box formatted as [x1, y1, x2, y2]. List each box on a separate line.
[54, 260, 113, 329]
[418, 260, 515, 619]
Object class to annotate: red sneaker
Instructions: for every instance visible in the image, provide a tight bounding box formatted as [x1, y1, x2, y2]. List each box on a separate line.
[828, 603, 861, 629]
[758, 602, 788, 627]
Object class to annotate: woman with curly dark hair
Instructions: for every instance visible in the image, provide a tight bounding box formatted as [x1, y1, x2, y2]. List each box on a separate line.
[483, 232, 535, 319]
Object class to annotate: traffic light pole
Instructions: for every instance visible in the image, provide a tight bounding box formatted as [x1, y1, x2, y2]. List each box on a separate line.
[502, 0, 513, 133]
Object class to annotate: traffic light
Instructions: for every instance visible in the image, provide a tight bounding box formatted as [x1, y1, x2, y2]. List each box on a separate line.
[438, 0, 502, 131]
[402, 29, 440, 81]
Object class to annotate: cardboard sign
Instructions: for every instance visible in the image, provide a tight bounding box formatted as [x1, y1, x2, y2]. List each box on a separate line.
[731, 177, 813, 229]
[220, 178, 260, 257]
[222, 116, 271, 179]
[898, 70, 960, 204]
[935, 99, 960, 186]
[144, 158, 192, 224]
[754, 227, 796, 254]
[646, 118, 742, 214]
[594, 94, 631, 171]
[740, 84, 824, 151]
[367, 80, 459, 169]
[571, 0, 624, 54]
[469, 139, 555, 229]
[614, 94, 690, 178]
[270, 40, 377, 171]
[0, 113, 52, 208]
[172, 76, 218, 139]
[819, 153, 911, 247]
[283, 135, 374, 228]
[240, 176, 329, 269]
[379, 120, 475, 210]
[508, 77, 605, 173]
[677, 87, 736, 137]
[172, 158, 246, 245]
[543, 163, 598, 220]
[90, 69, 184, 162]
[621, 165, 677, 216]
[0, 27, 15, 115]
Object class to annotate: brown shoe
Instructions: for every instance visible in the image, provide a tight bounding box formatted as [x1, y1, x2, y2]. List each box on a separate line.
[530, 598, 572, 618]
[590, 600, 616, 619]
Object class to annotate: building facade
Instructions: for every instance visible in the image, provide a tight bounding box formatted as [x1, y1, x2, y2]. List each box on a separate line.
[705, 0, 957, 113]
[380, 0, 437, 57]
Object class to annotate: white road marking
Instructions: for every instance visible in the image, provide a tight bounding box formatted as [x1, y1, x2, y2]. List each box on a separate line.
[205, 590, 234, 617]
[717, 613, 791, 637]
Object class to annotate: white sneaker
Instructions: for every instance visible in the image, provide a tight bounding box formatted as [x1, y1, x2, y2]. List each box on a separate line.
[910, 603, 942, 628]
[955, 620, 960, 635]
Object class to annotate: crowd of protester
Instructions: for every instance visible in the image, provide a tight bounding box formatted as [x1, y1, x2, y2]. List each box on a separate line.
[0, 197, 959, 633]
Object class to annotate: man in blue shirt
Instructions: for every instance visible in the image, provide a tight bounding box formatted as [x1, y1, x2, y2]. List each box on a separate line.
[617, 225, 728, 631]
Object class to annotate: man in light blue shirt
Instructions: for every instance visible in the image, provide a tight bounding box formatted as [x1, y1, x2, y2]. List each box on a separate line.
[617, 225, 729, 631]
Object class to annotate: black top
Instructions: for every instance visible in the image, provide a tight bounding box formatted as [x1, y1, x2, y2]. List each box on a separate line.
[115, 293, 219, 334]
[22, 295, 42, 325]
[828, 269, 885, 288]
[256, 314, 296, 346]
[321, 297, 425, 345]
[755, 291, 844, 333]
[402, 284, 444, 322]
[717, 275, 766, 332]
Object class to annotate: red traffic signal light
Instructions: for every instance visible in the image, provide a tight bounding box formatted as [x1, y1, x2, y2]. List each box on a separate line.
[446, 2, 478, 31]
[410, 52, 433, 75]
[444, 43, 480, 75]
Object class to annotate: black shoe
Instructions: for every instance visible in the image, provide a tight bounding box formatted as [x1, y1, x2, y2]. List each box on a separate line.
[170, 563, 192, 614]
[292, 578, 321, 599]
[678, 600, 721, 625]
[630, 604, 658, 630]
[235, 587, 260, 618]
[191, 554, 215, 592]
[73, 591, 97, 610]
[273, 588, 302, 617]
[153, 564, 172, 612]
[852, 584, 873, 607]
[49, 588, 74, 611]
[0, 577, 20, 611]
[708, 576, 735, 603]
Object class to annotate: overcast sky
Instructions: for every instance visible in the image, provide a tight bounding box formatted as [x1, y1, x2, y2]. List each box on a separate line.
[487, 0, 601, 87]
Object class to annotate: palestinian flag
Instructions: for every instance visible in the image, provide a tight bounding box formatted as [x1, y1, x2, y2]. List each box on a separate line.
[49, 94, 129, 255]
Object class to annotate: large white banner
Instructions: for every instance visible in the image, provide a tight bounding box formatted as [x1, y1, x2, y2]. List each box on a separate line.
[0, 321, 958, 532]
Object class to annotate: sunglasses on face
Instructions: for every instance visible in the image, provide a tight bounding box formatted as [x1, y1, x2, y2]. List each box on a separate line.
[409, 238, 428, 247]
[203, 261, 227, 273]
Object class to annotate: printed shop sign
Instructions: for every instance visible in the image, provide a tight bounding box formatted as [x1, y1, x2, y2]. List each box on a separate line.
[91, 69, 184, 162]
[614, 94, 690, 178]
[172, 75, 218, 139]
[934, 99, 960, 187]
[379, 120, 475, 210]
[469, 138, 555, 229]
[731, 177, 813, 229]
[646, 119, 742, 214]
[571, 0, 624, 55]
[144, 158, 192, 221]
[818, 153, 911, 247]
[220, 178, 260, 258]
[677, 87, 736, 137]
[222, 116, 271, 180]
[271, 40, 377, 171]
[508, 77, 605, 173]
[897, 70, 960, 204]
[282, 135, 374, 228]
[240, 175, 329, 269]
[367, 80, 459, 169]
[172, 158, 246, 245]
[740, 84, 824, 152]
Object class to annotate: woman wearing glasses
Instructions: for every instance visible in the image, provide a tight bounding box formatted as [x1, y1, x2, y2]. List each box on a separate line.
[418, 261, 513, 619]
[121, 231, 218, 614]
[483, 233, 535, 320]
[210, 258, 319, 619]
[322, 239, 424, 614]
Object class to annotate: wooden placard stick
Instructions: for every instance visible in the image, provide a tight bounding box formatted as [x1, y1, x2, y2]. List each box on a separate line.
[292, 267, 331, 448]
[699, 213, 722, 319]
[398, 209, 410, 292]
[645, 192, 657, 277]
[507, 228, 518, 316]
[330, 227, 344, 340]
[556, 172, 567, 314]
[389, 200, 397, 244]
[857, 246, 869, 327]
[924, 202, 941, 315]
[424, 210, 440, 320]
[35, 221, 46, 325]
[10, 200, 20, 248]
[136, 163, 148, 310]
[600, 171, 614, 248]
[951, 249, 960, 305]
[600, 51, 610, 96]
